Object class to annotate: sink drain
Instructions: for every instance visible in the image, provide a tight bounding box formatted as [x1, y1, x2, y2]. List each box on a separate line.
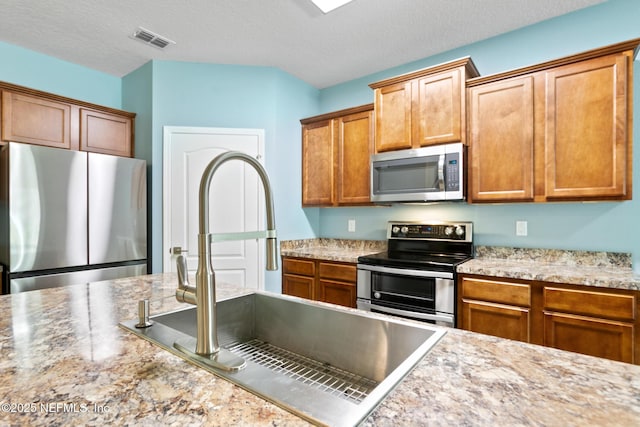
[226, 339, 378, 404]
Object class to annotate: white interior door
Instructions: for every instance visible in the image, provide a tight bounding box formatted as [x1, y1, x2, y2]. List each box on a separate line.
[163, 127, 265, 289]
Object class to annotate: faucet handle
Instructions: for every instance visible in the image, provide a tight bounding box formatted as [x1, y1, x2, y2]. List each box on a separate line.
[176, 255, 189, 288]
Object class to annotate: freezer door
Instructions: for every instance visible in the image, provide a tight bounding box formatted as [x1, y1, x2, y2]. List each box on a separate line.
[5, 143, 88, 272]
[88, 153, 147, 264]
[9, 262, 147, 293]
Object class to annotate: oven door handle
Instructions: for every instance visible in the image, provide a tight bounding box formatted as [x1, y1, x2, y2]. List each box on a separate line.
[357, 263, 453, 279]
[373, 289, 434, 303]
[369, 303, 454, 325]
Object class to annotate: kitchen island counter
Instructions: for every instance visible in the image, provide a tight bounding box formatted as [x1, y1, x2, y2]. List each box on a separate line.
[1, 273, 639, 426]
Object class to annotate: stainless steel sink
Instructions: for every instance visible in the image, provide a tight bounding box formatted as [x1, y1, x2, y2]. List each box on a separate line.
[120, 292, 445, 426]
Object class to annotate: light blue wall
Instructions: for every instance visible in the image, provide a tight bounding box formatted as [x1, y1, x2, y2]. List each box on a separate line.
[132, 61, 319, 291]
[122, 62, 154, 274]
[0, 41, 121, 108]
[316, 0, 640, 272]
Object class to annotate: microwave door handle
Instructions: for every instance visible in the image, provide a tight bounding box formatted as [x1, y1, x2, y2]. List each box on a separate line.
[437, 154, 445, 190]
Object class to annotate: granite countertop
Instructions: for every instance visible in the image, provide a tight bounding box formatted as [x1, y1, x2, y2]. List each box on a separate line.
[1, 273, 639, 426]
[281, 239, 640, 292]
[458, 246, 640, 291]
[280, 238, 386, 263]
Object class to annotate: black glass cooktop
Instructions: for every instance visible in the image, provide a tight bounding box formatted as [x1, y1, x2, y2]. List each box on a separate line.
[357, 250, 472, 272]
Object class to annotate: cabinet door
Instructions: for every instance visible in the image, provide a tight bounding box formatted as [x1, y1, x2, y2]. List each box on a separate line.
[374, 82, 412, 152]
[318, 279, 356, 308]
[1, 91, 71, 149]
[461, 300, 530, 342]
[545, 53, 629, 199]
[80, 108, 133, 157]
[414, 68, 463, 146]
[302, 119, 334, 206]
[283, 274, 315, 300]
[336, 110, 373, 205]
[468, 76, 535, 202]
[544, 312, 633, 363]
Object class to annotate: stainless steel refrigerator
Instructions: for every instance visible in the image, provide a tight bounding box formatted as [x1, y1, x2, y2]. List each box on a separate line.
[0, 142, 147, 293]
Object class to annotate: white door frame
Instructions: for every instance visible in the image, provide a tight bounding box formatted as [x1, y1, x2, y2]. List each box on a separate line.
[162, 126, 266, 288]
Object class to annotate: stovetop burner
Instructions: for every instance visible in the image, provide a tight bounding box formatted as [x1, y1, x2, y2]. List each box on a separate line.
[357, 221, 474, 272]
[357, 250, 472, 272]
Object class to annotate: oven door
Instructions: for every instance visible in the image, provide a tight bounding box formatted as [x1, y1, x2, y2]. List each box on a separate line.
[357, 264, 455, 326]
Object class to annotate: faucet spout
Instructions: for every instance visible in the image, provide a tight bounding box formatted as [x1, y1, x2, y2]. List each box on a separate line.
[175, 150, 278, 367]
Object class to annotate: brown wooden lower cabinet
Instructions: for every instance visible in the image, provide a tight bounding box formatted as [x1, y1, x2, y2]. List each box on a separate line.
[542, 286, 635, 364]
[458, 274, 639, 365]
[282, 257, 356, 308]
[460, 276, 532, 342]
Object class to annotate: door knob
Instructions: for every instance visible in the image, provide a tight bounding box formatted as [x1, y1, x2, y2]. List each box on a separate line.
[170, 246, 188, 255]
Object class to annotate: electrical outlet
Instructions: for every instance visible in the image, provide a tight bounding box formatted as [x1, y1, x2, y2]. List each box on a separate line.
[348, 219, 356, 232]
[516, 220, 528, 236]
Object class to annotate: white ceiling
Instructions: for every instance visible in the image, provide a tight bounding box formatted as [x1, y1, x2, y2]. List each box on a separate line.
[0, 0, 605, 89]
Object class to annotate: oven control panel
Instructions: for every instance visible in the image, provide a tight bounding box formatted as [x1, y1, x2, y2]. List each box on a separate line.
[388, 221, 473, 242]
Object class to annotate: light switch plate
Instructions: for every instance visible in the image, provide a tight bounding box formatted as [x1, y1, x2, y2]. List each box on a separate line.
[516, 220, 528, 236]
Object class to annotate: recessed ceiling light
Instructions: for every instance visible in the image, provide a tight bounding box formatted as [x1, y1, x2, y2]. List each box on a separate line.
[310, 0, 354, 13]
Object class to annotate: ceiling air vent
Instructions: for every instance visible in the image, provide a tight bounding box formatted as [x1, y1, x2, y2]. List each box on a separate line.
[131, 27, 175, 49]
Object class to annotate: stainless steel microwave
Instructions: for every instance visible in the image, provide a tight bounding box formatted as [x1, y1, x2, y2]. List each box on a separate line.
[370, 142, 464, 202]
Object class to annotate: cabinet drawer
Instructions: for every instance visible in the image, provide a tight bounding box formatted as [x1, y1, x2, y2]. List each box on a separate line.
[319, 262, 356, 283]
[461, 277, 530, 307]
[544, 287, 635, 321]
[283, 258, 315, 277]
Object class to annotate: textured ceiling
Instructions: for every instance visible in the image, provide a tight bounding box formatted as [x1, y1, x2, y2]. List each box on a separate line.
[0, 0, 605, 88]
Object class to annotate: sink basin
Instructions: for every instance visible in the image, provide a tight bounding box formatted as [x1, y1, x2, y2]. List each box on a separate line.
[120, 292, 445, 426]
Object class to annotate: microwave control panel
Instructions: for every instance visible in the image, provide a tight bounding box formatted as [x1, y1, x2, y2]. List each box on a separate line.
[444, 152, 460, 191]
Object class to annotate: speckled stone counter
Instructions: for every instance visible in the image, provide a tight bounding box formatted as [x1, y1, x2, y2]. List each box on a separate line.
[458, 246, 640, 291]
[280, 238, 386, 263]
[1, 273, 639, 426]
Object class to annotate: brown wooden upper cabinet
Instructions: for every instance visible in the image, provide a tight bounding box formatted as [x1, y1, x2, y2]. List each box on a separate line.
[0, 82, 135, 157]
[1, 90, 72, 149]
[369, 57, 479, 153]
[301, 104, 374, 207]
[80, 108, 133, 158]
[467, 39, 639, 202]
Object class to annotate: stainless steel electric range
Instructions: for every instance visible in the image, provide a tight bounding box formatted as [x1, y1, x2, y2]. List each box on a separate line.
[357, 221, 474, 327]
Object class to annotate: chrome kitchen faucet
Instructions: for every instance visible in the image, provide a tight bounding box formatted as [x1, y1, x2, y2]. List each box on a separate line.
[174, 151, 278, 371]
